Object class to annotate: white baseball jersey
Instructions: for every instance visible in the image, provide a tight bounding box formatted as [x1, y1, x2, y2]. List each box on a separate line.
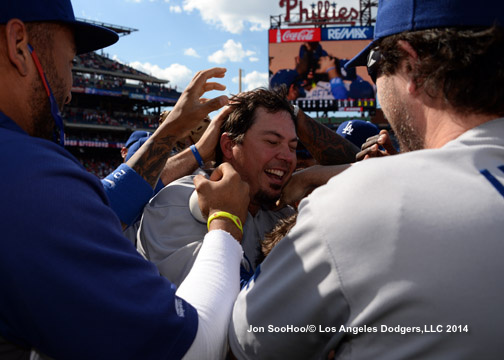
[229, 118, 504, 359]
[137, 175, 295, 287]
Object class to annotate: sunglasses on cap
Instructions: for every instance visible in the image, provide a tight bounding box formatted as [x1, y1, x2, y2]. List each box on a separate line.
[367, 47, 383, 84]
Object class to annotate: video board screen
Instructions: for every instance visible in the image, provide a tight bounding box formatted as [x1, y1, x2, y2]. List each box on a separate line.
[269, 26, 375, 112]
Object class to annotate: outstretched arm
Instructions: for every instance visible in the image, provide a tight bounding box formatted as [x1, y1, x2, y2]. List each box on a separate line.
[102, 68, 229, 226]
[295, 107, 359, 165]
[276, 164, 351, 209]
[127, 68, 229, 188]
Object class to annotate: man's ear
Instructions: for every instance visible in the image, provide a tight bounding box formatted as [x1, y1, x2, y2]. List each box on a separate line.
[220, 133, 235, 161]
[5, 19, 30, 76]
[120, 147, 128, 161]
[397, 40, 418, 95]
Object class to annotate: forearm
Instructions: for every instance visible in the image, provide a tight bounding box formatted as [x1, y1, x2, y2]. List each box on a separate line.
[126, 133, 177, 189]
[296, 110, 359, 165]
[302, 164, 352, 188]
[160, 147, 200, 186]
[177, 230, 242, 359]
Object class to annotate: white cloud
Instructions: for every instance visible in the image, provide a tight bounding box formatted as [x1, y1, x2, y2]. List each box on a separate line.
[233, 71, 269, 91]
[184, 48, 200, 58]
[180, 0, 362, 34]
[208, 40, 256, 64]
[249, 57, 259, 62]
[182, 0, 280, 34]
[127, 60, 194, 89]
[170, 5, 182, 13]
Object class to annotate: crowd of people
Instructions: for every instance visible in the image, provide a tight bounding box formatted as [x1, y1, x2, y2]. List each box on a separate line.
[74, 51, 180, 97]
[76, 51, 144, 76]
[64, 107, 160, 129]
[1, 0, 503, 359]
[78, 156, 121, 178]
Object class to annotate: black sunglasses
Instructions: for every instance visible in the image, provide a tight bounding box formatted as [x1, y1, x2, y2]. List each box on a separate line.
[367, 47, 382, 84]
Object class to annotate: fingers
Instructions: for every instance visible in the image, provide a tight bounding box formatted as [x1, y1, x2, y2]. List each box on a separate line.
[209, 164, 224, 181]
[185, 68, 227, 97]
[360, 134, 380, 151]
[213, 162, 238, 181]
[191, 68, 227, 85]
[356, 144, 381, 161]
[202, 95, 229, 113]
[196, 162, 250, 225]
[274, 198, 286, 211]
[213, 105, 233, 122]
[379, 131, 398, 155]
[193, 174, 209, 193]
[203, 82, 226, 92]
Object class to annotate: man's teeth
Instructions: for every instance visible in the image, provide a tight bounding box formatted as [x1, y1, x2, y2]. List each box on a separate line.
[265, 169, 285, 177]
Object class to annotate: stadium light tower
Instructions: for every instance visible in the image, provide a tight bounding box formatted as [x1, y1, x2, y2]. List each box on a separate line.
[239, 69, 243, 93]
[359, 0, 378, 26]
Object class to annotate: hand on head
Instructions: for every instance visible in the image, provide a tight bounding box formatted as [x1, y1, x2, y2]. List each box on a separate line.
[195, 105, 233, 163]
[160, 68, 229, 139]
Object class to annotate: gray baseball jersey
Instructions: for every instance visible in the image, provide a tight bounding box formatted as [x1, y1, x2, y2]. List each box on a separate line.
[229, 118, 504, 359]
[137, 175, 295, 287]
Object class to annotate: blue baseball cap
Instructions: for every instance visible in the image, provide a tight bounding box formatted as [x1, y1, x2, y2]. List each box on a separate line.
[125, 131, 151, 149]
[270, 69, 300, 89]
[0, 0, 119, 55]
[336, 120, 379, 148]
[125, 136, 151, 161]
[345, 0, 504, 69]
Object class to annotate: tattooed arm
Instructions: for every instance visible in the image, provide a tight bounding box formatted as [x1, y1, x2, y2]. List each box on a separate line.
[295, 107, 359, 165]
[126, 68, 229, 188]
[102, 68, 229, 228]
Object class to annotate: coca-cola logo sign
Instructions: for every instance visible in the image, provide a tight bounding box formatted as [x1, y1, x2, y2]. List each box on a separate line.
[269, 28, 321, 43]
[279, 0, 359, 25]
[283, 29, 315, 41]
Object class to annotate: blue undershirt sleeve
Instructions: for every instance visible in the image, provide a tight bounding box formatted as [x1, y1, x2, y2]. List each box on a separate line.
[102, 163, 154, 225]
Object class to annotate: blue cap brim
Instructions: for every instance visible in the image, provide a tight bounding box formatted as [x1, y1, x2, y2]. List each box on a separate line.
[73, 20, 119, 55]
[344, 40, 376, 69]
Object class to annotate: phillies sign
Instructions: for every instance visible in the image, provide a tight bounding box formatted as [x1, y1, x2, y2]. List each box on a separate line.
[279, 0, 359, 24]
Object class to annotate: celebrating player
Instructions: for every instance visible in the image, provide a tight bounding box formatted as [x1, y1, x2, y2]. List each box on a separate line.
[228, 0, 504, 358]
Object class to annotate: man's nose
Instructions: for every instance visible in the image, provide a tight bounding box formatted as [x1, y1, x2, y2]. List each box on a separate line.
[276, 143, 296, 163]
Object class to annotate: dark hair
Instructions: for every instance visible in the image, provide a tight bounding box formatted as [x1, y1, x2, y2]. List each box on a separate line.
[256, 213, 298, 266]
[378, 26, 504, 116]
[215, 87, 296, 164]
[25, 22, 57, 49]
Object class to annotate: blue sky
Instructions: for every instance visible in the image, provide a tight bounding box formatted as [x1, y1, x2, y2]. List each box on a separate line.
[71, 0, 360, 98]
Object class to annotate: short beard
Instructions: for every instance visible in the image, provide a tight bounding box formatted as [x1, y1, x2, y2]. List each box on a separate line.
[253, 184, 282, 210]
[28, 57, 67, 143]
[379, 76, 425, 152]
[394, 113, 425, 152]
[29, 77, 56, 141]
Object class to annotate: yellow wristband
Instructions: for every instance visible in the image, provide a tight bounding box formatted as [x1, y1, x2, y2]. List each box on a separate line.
[207, 211, 243, 234]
